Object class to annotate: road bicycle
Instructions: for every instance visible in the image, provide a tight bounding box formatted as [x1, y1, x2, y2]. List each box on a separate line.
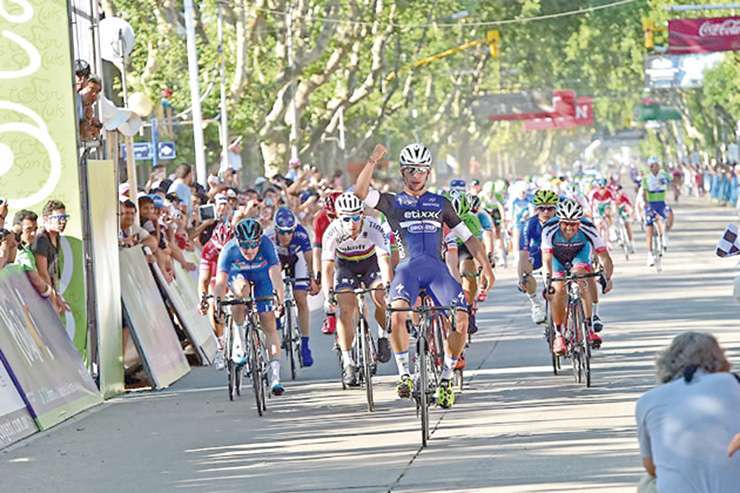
[217, 291, 274, 416]
[279, 269, 311, 380]
[614, 213, 632, 261]
[547, 270, 601, 388]
[330, 283, 382, 412]
[388, 291, 457, 447]
[646, 209, 665, 272]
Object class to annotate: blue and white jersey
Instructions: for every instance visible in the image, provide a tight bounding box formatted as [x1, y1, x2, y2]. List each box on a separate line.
[265, 223, 312, 258]
[508, 196, 534, 227]
[477, 210, 493, 232]
[519, 216, 545, 255]
[216, 236, 279, 278]
[541, 217, 606, 267]
[364, 189, 471, 262]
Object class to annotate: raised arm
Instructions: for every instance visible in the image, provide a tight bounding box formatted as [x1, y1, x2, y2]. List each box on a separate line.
[355, 144, 387, 201]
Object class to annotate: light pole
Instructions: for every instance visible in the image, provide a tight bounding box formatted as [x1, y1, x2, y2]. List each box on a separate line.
[286, 9, 299, 163]
[217, 0, 229, 172]
[184, 0, 208, 185]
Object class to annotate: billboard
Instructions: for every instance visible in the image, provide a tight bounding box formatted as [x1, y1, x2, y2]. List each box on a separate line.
[523, 97, 593, 131]
[0, 0, 88, 356]
[669, 16, 740, 55]
[645, 53, 725, 89]
[0, 267, 101, 430]
[119, 248, 190, 389]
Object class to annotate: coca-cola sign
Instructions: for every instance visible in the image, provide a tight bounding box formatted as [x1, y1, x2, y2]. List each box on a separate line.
[669, 16, 740, 54]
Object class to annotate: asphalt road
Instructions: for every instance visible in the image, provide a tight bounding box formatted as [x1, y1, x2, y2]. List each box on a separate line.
[2, 197, 738, 493]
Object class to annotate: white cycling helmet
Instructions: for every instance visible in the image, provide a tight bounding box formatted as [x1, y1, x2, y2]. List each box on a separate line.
[335, 192, 364, 215]
[399, 143, 432, 168]
[556, 198, 583, 220]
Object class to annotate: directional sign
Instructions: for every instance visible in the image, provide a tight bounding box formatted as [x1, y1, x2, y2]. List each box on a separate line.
[120, 142, 153, 160]
[158, 142, 176, 160]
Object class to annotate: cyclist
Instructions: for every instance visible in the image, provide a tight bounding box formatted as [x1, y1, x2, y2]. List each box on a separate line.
[542, 199, 614, 355]
[213, 219, 286, 396]
[312, 191, 342, 335]
[484, 196, 507, 266]
[469, 194, 496, 268]
[614, 185, 635, 253]
[517, 189, 559, 324]
[444, 192, 484, 334]
[588, 178, 616, 247]
[641, 157, 674, 267]
[267, 207, 320, 367]
[449, 178, 466, 194]
[355, 143, 495, 409]
[507, 182, 533, 263]
[321, 192, 393, 386]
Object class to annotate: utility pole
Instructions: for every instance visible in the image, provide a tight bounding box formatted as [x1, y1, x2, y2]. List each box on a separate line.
[285, 9, 299, 162]
[184, 0, 208, 185]
[217, 0, 229, 171]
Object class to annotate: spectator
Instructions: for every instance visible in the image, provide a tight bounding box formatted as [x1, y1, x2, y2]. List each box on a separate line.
[635, 332, 740, 493]
[13, 210, 37, 270]
[0, 197, 7, 229]
[119, 200, 157, 253]
[167, 164, 193, 214]
[33, 200, 68, 289]
[0, 228, 17, 269]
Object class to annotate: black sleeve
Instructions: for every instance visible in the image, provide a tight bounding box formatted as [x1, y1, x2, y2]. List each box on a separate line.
[375, 192, 395, 217]
[32, 233, 52, 258]
[441, 196, 462, 229]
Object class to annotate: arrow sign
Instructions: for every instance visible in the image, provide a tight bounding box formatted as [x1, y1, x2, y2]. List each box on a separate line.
[158, 142, 176, 160]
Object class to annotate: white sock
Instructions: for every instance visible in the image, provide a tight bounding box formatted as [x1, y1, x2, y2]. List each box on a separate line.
[394, 351, 410, 376]
[593, 303, 599, 317]
[341, 350, 353, 368]
[270, 359, 280, 384]
[377, 327, 388, 339]
[441, 355, 458, 381]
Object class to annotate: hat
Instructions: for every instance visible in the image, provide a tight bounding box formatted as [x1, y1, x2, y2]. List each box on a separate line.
[226, 189, 237, 199]
[214, 193, 229, 205]
[150, 194, 165, 209]
[118, 183, 130, 198]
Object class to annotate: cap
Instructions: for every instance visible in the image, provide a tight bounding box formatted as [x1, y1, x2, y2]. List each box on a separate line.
[226, 189, 237, 199]
[214, 193, 229, 205]
[150, 194, 165, 209]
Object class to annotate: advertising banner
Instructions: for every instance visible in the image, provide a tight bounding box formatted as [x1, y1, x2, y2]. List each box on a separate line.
[0, 356, 36, 449]
[164, 261, 218, 365]
[0, 267, 101, 430]
[119, 248, 190, 389]
[0, 1, 88, 356]
[645, 53, 725, 89]
[668, 16, 740, 54]
[87, 160, 123, 398]
[523, 97, 593, 131]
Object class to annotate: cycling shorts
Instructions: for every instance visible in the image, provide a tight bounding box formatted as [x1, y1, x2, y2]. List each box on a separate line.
[490, 209, 503, 227]
[279, 253, 309, 291]
[644, 201, 668, 227]
[228, 271, 275, 313]
[594, 203, 612, 218]
[552, 243, 592, 278]
[529, 250, 543, 271]
[390, 254, 467, 309]
[334, 255, 382, 292]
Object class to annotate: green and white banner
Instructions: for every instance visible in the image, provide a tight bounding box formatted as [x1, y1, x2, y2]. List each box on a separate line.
[0, 2, 87, 355]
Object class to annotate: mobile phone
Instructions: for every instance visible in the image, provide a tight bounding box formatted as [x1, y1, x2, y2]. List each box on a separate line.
[199, 204, 216, 221]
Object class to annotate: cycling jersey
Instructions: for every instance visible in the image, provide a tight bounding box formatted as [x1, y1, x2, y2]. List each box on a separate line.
[200, 222, 233, 277]
[321, 216, 391, 263]
[508, 196, 533, 227]
[312, 209, 332, 249]
[477, 210, 493, 232]
[541, 218, 606, 276]
[364, 189, 469, 308]
[266, 224, 312, 258]
[519, 216, 546, 270]
[216, 236, 279, 312]
[589, 188, 616, 218]
[642, 172, 671, 202]
[364, 190, 471, 262]
[444, 212, 482, 261]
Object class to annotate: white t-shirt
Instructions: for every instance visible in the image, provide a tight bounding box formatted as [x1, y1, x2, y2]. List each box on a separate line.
[635, 371, 740, 493]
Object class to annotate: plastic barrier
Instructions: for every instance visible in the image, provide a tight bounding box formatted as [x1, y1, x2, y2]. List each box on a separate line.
[0, 359, 36, 449]
[154, 261, 218, 364]
[119, 248, 190, 388]
[0, 266, 101, 430]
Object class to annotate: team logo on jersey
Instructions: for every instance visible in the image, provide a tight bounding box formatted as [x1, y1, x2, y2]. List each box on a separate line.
[403, 210, 441, 220]
[397, 195, 418, 206]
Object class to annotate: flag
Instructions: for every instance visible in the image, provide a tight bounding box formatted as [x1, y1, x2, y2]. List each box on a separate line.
[716, 224, 740, 257]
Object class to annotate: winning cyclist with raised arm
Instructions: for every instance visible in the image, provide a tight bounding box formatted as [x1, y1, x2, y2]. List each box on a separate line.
[321, 192, 393, 386]
[213, 219, 287, 396]
[355, 143, 495, 409]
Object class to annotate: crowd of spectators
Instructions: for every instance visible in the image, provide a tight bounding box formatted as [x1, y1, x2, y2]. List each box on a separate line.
[669, 160, 739, 209]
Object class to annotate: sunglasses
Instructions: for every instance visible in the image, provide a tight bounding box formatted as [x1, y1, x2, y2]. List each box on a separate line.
[276, 228, 295, 235]
[49, 214, 70, 222]
[401, 166, 429, 176]
[561, 220, 580, 227]
[341, 215, 362, 223]
[239, 240, 260, 250]
[536, 206, 556, 212]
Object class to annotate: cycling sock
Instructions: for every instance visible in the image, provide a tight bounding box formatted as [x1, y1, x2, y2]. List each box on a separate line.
[301, 336, 310, 348]
[441, 355, 458, 381]
[394, 351, 410, 376]
[377, 327, 388, 339]
[555, 324, 565, 335]
[270, 359, 280, 383]
[592, 303, 599, 317]
[527, 292, 538, 304]
[341, 350, 353, 367]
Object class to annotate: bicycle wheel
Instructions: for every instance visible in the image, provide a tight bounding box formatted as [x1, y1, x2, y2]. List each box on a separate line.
[544, 301, 558, 376]
[655, 233, 663, 272]
[249, 326, 264, 416]
[360, 318, 375, 412]
[575, 301, 591, 388]
[285, 304, 297, 380]
[336, 335, 347, 390]
[567, 302, 581, 384]
[417, 334, 430, 448]
[226, 317, 236, 401]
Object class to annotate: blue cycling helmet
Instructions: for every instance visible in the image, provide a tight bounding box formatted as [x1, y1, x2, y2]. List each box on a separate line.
[646, 156, 659, 165]
[449, 178, 466, 192]
[234, 218, 262, 247]
[274, 206, 298, 232]
[595, 177, 608, 187]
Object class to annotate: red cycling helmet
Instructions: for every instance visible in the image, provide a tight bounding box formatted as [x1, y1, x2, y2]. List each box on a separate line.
[323, 191, 343, 218]
[210, 222, 233, 249]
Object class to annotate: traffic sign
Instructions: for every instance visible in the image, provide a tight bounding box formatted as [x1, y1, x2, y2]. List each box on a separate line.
[158, 142, 176, 160]
[120, 142, 153, 160]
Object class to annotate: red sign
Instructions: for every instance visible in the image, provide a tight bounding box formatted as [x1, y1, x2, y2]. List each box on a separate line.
[669, 16, 740, 54]
[523, 97, 593, 131]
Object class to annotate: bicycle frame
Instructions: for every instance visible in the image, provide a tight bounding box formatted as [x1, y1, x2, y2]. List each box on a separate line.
[280, 271, 311, 380]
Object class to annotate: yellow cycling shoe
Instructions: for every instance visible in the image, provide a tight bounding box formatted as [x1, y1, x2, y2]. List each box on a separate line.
[436, 379, 455, 409]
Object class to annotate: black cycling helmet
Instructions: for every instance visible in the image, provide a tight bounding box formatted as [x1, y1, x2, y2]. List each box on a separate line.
[234, 218, 262, 247]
